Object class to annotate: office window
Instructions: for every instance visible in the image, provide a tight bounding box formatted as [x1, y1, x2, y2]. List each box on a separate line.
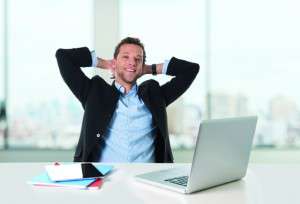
[210, 0, 300, 147]
[120, 0, 300, 150]
[119, 0, 206, 149]
[0, 0, 4, 149]
[7, 0, 94, 148]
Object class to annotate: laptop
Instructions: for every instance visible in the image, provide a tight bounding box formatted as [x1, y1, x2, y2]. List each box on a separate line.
[135, 116, 258, 194]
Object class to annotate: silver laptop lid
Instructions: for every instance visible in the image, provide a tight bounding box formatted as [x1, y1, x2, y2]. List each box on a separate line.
[187, 116, 257, 193]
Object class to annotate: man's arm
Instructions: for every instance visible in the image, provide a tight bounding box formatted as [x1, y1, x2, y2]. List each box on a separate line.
[94, 56, 166, 78]
[92, 48, 166, 76]
[92, 52, 199, 107]
[160, 57, 200, 106]
[142, 64, 164, 75]
[139, 57, 199, 107]
[55, 47, 92, 106]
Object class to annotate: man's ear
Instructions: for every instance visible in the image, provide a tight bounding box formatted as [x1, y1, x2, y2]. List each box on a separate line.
[110, 59, 116, 79]
[112, 59, 117, 69]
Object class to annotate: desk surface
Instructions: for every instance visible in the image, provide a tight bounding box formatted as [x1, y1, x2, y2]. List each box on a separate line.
[1, 163, 299, 204]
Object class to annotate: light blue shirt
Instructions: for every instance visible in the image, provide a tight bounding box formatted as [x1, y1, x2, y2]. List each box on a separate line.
[90, 51, 169, 162]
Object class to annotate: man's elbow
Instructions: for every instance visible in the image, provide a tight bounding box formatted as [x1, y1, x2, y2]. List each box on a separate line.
[55, 48, 64, 59]
[192, 63, 200, 77]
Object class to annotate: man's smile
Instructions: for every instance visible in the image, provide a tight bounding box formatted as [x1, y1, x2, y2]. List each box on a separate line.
[125, 67, 136, 72]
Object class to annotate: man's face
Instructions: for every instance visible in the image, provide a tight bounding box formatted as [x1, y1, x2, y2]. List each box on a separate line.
[113, 44, 144, 85]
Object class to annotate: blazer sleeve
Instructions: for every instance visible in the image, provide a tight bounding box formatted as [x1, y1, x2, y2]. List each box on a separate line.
[161, 57, 200, 106]
[55, 47, 92, 106]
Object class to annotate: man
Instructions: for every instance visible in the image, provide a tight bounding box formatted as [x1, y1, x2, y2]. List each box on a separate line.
[56, 37, 199, 163]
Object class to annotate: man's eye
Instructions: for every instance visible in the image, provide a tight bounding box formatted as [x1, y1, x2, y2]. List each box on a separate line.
[123, 56, 129, 59]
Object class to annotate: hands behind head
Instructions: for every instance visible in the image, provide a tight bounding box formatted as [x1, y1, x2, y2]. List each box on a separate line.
[99, 58, 153, 79]
[98, 58, 115, 78]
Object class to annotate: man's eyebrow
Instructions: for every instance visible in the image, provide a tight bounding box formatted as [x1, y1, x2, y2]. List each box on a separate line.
[120, 52, 129, 54]
[120, 52, 142, 58]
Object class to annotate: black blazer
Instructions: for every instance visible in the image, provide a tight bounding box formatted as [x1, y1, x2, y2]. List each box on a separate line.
[55, 47, 199, 162]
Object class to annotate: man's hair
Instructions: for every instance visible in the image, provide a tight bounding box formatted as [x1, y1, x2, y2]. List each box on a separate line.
[113, 37, 146, 64]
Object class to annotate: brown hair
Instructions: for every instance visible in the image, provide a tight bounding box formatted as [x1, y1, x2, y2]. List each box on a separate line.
[113, 37, 146, 65]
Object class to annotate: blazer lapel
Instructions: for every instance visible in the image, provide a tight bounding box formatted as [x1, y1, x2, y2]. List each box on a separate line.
[138, 85, 160, 126]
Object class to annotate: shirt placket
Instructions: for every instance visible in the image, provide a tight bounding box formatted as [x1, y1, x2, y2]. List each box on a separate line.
[125, 95, 131, 161]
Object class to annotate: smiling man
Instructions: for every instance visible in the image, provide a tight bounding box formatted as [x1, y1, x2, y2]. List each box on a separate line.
[55, 37, 199, 163]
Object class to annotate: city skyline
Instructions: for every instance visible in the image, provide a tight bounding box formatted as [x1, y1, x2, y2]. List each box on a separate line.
[2, 92, 299, 149]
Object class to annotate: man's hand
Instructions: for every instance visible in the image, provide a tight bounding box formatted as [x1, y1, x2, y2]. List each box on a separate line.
[97, 57, 114, 71]
[96, 57, 116, 78]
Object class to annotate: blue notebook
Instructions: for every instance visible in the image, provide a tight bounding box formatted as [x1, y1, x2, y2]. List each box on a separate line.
[28, 164, 113, 189]
[28, 173, 96, 189]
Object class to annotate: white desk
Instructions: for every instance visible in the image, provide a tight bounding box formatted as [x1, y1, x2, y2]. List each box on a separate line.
[1, 163, 299, 204]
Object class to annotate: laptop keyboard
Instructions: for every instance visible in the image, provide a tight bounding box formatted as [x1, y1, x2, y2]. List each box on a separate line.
[164, 176, 189, 187]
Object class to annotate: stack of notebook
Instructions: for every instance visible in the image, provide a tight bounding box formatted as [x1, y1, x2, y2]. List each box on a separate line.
[28, 163, 113, 190]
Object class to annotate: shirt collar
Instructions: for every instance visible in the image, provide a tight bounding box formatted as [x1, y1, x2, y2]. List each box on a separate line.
[114, 81, 138, 96]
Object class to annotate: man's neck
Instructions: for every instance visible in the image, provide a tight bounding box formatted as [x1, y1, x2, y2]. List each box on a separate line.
[115, 79, 136, 94]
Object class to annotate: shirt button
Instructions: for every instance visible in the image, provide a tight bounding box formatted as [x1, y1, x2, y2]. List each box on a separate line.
[96, 133, 101, 138]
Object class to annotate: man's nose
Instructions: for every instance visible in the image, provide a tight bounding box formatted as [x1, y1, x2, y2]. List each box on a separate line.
[128, 58, 137, 66]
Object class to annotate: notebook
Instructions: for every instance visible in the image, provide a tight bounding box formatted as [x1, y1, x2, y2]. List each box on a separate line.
[28, 164, 113, 189]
